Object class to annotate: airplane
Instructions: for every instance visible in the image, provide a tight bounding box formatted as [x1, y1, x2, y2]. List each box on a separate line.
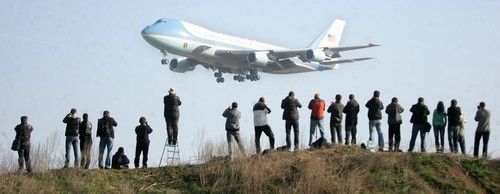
[141, 18, 378, 83]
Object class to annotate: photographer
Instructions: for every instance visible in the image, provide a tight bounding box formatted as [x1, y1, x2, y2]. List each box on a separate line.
[223, 102, 246, 156]
[134, 117, 153, 168]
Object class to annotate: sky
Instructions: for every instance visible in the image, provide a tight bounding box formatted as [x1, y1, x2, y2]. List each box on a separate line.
[1, 0, 499, 167]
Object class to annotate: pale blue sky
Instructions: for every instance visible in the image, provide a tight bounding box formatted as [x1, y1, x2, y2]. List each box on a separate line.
[1, 1, 499, 166]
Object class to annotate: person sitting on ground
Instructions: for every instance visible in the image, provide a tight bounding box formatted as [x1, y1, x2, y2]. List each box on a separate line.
[112, 147, 130, 169]
[253, 97, 275, 154]
[223, 102, 246, 156]
[474, 102, 490, 158]
[308, 93, 326, 146]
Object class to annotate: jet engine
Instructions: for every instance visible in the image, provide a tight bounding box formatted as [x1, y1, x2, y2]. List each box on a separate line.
[305, 49, 328, 63]
[246, 52, 270, 66]
[169, 58, 196, 73]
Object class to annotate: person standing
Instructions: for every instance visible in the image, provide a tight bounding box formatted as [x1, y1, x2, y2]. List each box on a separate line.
[253, 97, 275, 154]
[343, 94, 360, 145]
[474, 102, 491, 158]
[308, 93, 326, 146]
[79, 113, 93, 169]
[97, 110, 118, 169]
[223, 102, 246, 156]
[432, 102, 447, 153]
[327, 94, 344, 144]
[164, 88, 182, 146]
[385, 97, 404, 152]
[14, 116, 33, 173]
[281, 91, 302, 150]
[63, 108, 81, 168]
[408, 97, 430, 152]
[458, 113, 467, 155]
[134, 117, 153, 168]
[447, 99, 462, 154]
[365, 90, 385, 151]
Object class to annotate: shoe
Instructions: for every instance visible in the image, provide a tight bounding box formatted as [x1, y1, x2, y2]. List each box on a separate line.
[135, 166, 139, 169]
[142, 165, 148, 169]
[105, 166, 110, 170]
[98, 165, 104, 169]
[63, 165, 69, 169]
[378, 148, 384, 152]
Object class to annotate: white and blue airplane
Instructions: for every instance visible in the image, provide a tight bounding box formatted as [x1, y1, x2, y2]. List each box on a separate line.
[141, 18, 378, 83]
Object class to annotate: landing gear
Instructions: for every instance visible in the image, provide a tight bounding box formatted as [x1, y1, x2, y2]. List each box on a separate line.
[214, 71, 224, 83]
[247, 69, 260, 81]
[160, 50, 169, 65]
[233, 75, 246, 82]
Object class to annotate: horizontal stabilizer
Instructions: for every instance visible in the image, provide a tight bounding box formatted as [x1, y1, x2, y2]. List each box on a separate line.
[322, 57, 373, 65]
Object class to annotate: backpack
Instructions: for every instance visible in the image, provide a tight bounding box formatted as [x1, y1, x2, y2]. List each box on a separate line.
[101, 119, 112, 137]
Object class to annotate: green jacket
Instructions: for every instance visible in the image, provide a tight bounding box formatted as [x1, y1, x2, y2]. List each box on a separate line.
[432, 109, 447, 127]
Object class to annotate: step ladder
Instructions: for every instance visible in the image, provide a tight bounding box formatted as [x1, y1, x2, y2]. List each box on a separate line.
[159, 139, 180, 167]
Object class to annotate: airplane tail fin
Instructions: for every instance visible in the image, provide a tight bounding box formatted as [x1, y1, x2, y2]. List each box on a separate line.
[307, 19, 346, 48]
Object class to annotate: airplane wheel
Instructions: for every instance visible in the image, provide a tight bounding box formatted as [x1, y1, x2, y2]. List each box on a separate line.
[161, 59, 166, 65]
[246, 75, 251, 79]
[220, 77, 225, 83]
[256, 75, 260, 80]
[233, 75, 238, 81]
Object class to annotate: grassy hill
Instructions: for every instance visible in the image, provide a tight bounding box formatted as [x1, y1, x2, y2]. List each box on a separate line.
[1, 146, 498, 193]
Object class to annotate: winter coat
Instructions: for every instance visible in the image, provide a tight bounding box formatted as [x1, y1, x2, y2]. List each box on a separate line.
[410, 103, 430, 124]
[447, 106, 462, 126]
[79, 120, 92, 137]
[385, 102, 404, 125]
[281, 96, 302, 120]
[365, 98, 384, 120]
[343, 99, 360, 126]
[135, 124, 153, 144]
[14, 123, 33, 149]
[327, 102, 344, 124]
[253, 102, 271, 127]
[223, 108, 241, 131]
[164, 94, 182, 118]
[308, 99, 325, 120]
[475, 108, 491, 132]
[432, 110, 447, 128]
[112, 152, 130, 169]
[97, 117, 118, 138]
[63, 115, 81, 137]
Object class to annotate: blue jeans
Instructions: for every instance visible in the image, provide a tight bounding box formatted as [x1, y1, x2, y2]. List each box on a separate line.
[309, 118, 325, 145]
[99, 137, 114, 168]
[448, 125, 460, 153]
[408, 124, 426, 152]
[369, 120, 384, 149]
[65, 136, 80, 167]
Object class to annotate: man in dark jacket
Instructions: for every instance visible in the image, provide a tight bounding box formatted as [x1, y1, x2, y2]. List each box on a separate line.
[474, 102, 491, 158]
[134, 117, 153, 168]
[164, 88, 182, 146]
[223, 102, 246, 156]
[327, 94, 344, 144]
[63, 108, 81, 168]
[97, 110, 118, 169]
[343, 94, 360, 145]
[308, 93, 326, 146]
[408, 97, 430, 152]
[365, 90, 385, 151]
[79, 113, 93, 169]
[385, 97, 404, 151]
[14, 116, 33, 173]
[281, 91, 302, 150]
[447, 99, 461, 154]
[112, 147, 130, 169]
[253, 97, 275, 154]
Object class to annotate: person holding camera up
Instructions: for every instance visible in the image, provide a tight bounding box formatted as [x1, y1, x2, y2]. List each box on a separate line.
[63, 108, 81, 168]
[97, 110, 118, 169]
[223, 102, 246, 157]
[134, 117, 153, 168]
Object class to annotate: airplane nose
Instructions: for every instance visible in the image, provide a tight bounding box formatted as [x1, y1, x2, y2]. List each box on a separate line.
[141, 25, 152, 36]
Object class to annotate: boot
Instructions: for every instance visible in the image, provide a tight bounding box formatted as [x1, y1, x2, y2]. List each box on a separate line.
[395, 143, 402, 152]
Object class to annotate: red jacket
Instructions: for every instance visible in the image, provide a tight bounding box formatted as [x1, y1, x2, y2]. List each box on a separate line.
[308, 99, 325, 119]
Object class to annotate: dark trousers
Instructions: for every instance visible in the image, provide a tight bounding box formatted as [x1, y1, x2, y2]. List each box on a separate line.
[227, 130, 246, 156]
[285, 119, 299, 149]
[458, 134, 466, 155]
[388, 124, 401, 150]
[408, 124, 426, 152]
[255, 125, 275, 154]
[79, 135, 92, 169]
[165, 116, 179, 145]
[473, 131, 490, 157]
[18, 147, 32, 172]
[433, 126, 445, 150]
[448, 125, 460, 153]
[330, 122, 342, 144]
[345, 124, 357, 145]
[134, 142, 150, 168]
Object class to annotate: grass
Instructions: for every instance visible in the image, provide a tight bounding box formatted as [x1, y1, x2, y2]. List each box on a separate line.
[0, 146, 498, 193]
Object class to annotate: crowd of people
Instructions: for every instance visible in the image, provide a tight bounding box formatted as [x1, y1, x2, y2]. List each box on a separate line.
[11, 88, 491, 173]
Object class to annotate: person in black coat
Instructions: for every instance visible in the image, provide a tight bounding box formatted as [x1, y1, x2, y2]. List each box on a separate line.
[365, 90, 385, 151]
[134, 117, 153, 168]
[447, 99, 462, 153]
[343, 94, 360, 145]
[281, 91, 302, 150]
[164, 88, 182, 146]
[14, 116, 33, 173]
[97, 110, 118, 169]
[408, 97, 430, 152]
[112, 147, 130, 169]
